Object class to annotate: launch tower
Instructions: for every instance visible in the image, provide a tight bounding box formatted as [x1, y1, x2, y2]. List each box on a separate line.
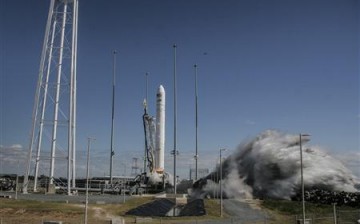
[143, 85, 166, 175]
[23, 0, 78, 195]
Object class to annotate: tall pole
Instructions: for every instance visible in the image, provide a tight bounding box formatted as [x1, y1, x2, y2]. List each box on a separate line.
[15, 160, 19, 200]
[220, 148, 226, 217]
[173, 44, 177, 195]
[143, 72, 148, 173]
[333, 203, 337, 224]
[123, 178, 126, 203]
[23, 0, 55, 194]
[71, 0, 79, 189]
[299, 134, 310, 224]
[145, 72, 149, 108]
[212, 170, 216, 199]
[49, 1, 68, 185]
[122, 163, 126, 203]
[84, 137, 95, 224]
[110, 50, 116, 184]
[194, 64, 199, 180]
[67, 4, 74, 193]
[34, 17, 57, 192]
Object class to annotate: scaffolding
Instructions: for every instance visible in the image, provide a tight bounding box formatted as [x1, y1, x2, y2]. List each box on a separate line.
[23, 0, 78, 195]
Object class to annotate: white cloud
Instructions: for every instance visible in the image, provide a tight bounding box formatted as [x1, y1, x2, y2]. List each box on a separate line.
[0, 144, 27, 163]
[0, 144, 27, 174]
[334, 151, 360, 178]
[10, 144, 23, 149]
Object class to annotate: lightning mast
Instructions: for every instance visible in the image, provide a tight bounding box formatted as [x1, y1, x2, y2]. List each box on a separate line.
[23, 0, 78, 195]
[172, 44, 178, 194]
[194, 64, 199, 180]
[110, 50, 117, 184]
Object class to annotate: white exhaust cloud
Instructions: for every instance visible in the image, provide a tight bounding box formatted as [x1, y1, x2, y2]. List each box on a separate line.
[192, 130, 359, 200]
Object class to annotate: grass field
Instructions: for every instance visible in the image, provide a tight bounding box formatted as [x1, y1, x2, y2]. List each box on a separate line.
[0, 197, 225, 224]
[261, 199, 360, 224]
[0, 198, 86, 223]
[1, 196, 359, 224]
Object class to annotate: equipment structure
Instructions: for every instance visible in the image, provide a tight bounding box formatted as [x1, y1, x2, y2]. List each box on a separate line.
[136, 85, 171, 193]
[143, 85, 166, 174]
[23, 0, 78, 195]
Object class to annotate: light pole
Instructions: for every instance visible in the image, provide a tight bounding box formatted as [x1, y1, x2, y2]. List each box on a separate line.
[219, 148, 226, 217]
[84, 137, 95, 224]
[299, 134, 310, 224]
[212, 171, 216, 199]
[110, 50, 116, 185]
[172, 44, 177, 196]
[143, 72, 148, 174]
[15, 160, 19, 200]
[194, 64, 199, 181]
[122, 162, 126, 203]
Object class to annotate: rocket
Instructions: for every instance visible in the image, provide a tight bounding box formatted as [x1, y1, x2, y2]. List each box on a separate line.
[155, 85, 165, 172]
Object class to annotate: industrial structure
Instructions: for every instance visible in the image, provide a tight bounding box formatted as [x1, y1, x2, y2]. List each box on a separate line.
[21, 0, 172, 195]
[23, 0, 78, 195]
[137, 85, 172, 192]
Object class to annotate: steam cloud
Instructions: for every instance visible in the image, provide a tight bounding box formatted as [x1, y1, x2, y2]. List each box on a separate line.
[192, 130, 359, 200]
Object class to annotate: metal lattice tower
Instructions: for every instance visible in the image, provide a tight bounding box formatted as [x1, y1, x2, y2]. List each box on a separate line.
[23, 0, 78, 195]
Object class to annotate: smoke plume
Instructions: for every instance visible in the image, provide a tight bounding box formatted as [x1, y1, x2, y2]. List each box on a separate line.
[192, 130, 359, 200]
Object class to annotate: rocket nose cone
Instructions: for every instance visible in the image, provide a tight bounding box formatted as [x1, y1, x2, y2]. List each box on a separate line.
[158, 85, 165, 93]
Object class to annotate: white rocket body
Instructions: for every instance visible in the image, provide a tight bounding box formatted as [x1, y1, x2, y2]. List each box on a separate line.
[155, 85, 165, 172]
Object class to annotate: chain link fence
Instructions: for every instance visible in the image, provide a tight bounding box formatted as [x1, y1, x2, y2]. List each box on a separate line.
[1, 213, 360, 224]
[0, 217, 115, 224]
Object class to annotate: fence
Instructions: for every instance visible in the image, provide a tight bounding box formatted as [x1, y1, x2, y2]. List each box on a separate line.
[1, 214, 359, 224]
[292, 210, 360, 224]
[0, 217, 123, 224]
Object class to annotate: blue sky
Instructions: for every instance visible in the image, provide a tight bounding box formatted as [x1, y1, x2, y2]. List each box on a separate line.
[1, 0, 359, 179]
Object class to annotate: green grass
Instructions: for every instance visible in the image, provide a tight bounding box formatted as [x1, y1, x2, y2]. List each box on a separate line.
[0, 198, 85, 224]
[262, 199, 358, 215]
[260, 199, 360, 224]
[3, 196, 357, 224]
[95, 196, 154, 217]
[1, 198, 83, 213]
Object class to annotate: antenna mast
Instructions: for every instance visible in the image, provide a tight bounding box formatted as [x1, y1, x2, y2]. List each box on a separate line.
[110, 50, 117, 184]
